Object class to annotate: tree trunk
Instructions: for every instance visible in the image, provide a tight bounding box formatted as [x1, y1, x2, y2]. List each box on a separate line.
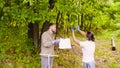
[80, 13, 84, 30]
[67, 14, 70, 37]
[28, 23, 34, 39]
[28, 22, 39, 46]
[78, 14, 80, 26]
[33, 22, 39, 46]
[49, 0, 55, 9]
[55, 11, 60, 38]
[27, 0, 39, 46]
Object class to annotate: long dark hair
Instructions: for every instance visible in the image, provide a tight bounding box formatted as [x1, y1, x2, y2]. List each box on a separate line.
[41, 22, 54, 35]
[86, 31, 95, 42]
[39, 21, 55, 46]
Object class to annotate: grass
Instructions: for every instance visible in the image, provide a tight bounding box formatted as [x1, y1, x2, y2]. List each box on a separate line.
[0, 29, 120, 68]
[94, 30, 120, 68]
[96, 29, 120, 41]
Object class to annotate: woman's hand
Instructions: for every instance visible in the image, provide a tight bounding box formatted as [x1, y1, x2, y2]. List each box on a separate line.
[71, 27, 74, 33]
[76, 26, 80, 32]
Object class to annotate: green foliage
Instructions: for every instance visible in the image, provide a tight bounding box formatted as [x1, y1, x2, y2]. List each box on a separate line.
[0, 0, 120, 68]
[1, 0, 120, 31]
[0, 22, 40, 68]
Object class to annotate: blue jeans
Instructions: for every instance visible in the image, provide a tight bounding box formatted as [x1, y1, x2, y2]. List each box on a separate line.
[83, 61, 95, 68]
[41, 56, 53, 68]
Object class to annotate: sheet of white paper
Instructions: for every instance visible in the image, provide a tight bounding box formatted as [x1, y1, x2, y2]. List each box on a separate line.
[59, 38, 71, 49]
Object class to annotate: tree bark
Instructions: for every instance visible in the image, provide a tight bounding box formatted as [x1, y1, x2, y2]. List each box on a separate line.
[28, 22, 39, 46]
[80, 13, 84, 30]
[55, 11, 60, 38]
[33, 22, 39, 46]
[78, 14, 80, 26]
[28, 23, 34, 39]
[49, 0, 55, 9]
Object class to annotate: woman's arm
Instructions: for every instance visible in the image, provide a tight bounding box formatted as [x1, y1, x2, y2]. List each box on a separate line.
[79, 30, 86, 38]
[76, 26, 86, 38]
[72, 31, 80, 45]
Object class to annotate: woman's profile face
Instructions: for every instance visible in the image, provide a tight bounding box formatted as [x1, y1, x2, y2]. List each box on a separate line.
[50, 24, 56, 33]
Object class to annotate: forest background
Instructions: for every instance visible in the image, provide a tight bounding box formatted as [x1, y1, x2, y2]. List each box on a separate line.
[0, 0, 120, 68]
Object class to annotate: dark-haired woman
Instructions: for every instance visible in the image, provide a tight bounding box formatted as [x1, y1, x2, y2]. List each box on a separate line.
[71, 26, 95, 68]
[40, 23, 59, 68]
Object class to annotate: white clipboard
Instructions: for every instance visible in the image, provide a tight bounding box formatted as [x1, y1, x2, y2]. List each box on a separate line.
[59, 38, 71, 49]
